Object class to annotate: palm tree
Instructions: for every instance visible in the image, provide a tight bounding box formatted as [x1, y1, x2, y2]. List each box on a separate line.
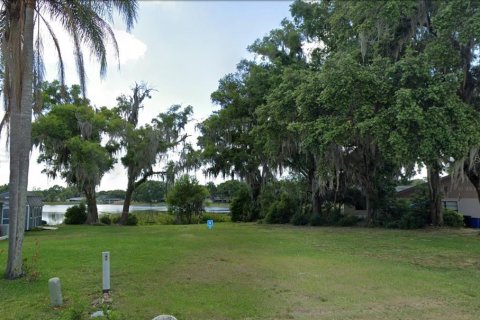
[1, 0, 138, 279]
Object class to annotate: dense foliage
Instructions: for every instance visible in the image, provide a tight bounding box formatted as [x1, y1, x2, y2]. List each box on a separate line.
[166, 175, 209, 224]
[26, 1, 480, 231]
[64, 203, 87, 225]
[132, 180, 166, 203]
[197, 0, 480, 228]
[32, 83, 121, 224]
[113, 83, 193, 224]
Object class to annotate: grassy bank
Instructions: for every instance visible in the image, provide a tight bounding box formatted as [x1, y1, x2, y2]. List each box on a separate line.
[0, 224, 479, 319]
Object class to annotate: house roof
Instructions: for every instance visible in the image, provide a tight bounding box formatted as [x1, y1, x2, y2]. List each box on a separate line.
[27, 196, 44, 207]
[395, 175, 474, 199]
[0, 192, 44, 207]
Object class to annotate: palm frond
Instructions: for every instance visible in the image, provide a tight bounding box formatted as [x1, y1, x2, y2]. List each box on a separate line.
[72, 28, 87, 98]
[36, 11, 65, 85]
[33, 13, 45, 114]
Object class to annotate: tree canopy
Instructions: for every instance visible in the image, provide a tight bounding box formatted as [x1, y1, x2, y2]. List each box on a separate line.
[32, 83, 121, 224]
[113, 83, 193, 224]
[197, 0, 480, 226]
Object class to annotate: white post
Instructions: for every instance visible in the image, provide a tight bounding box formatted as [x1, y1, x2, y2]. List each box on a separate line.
[102, 252, 110, 293]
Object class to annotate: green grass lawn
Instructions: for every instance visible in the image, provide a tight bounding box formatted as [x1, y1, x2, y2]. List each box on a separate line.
[0, 224, 479, 320]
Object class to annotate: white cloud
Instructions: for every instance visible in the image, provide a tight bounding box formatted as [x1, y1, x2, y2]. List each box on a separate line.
[114, 30, 147, 65]
[41, 20, 147, 82]
[0, 19, 148, 189]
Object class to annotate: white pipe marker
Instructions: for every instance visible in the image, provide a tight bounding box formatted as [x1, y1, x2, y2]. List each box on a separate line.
[102, 251, 110, 293]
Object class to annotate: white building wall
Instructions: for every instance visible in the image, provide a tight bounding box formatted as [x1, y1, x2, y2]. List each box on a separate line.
[444, 197, 480, 218]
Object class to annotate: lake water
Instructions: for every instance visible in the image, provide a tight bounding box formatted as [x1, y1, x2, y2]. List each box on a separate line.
[42, 204, 229, 225]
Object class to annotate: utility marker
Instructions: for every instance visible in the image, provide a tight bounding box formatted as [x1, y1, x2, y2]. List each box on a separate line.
[102, 252, 110, 293]
[207, 219, 214, 230]
[48, 277, 63, 306]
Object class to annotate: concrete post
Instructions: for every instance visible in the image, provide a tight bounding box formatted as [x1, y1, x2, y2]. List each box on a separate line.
[48, 277, 63, 306]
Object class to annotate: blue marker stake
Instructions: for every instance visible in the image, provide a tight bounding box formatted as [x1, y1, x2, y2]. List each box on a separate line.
[207, 219, 214, 230]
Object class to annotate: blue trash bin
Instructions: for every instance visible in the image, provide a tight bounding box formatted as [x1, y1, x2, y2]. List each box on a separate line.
[470, 217, 480, 229]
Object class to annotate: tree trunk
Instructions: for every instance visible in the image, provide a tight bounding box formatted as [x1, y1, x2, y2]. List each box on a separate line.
[365, 195, 373, 224]
[312, 191, 322, 216]
[365, 186, 378, 225]
[121, 173, 154, 224]
[249, 179, 262, 221]
[6, 0, 35, 280]
[365, 188, 377, 225]
[427, 163, 443, 226]
[84, 187, 99, 224]
[465, 168, 480, 208]
[307, 169, 321, 216]
[120, 182, 134, 224]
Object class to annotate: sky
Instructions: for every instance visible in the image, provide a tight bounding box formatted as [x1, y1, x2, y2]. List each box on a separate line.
[0, 1, 291, 190]
[0, 1, 294, 191]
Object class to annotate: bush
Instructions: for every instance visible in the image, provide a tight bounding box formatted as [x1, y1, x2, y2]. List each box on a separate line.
[309, 204, 343, 226]
[398, 210, 428, 229]
[64, 203, 87, 224]
[111, 214, 120, 224]
[380, 187, 430, 229]
[291, 212, 309, 226]
[291, 205, 312, 226]
[385, 220, 400, 229]
[125, 213, 138, 226]
[230, 187, 255, 222]
[166, 175, 209, 224]
[337, 215, 360, 227]
[100, 215, 111, 225]
[309, 213, 324, 226]
[376, 199, 411, 227]
[443, 209, 464, 227]
[265, 192, 298, 224]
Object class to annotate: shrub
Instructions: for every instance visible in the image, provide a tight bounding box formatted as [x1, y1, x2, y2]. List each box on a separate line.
[230, 187, 254, 222]
[166, 175, 209, 224]
[443, 209, 464, 227]
[385, 221, 400, 229]
[309, 213, 324, 226]
[111, 214, 120, 224]
[398, 210, 428, 229]
[125, 213, 138, 226]
[323, 204, 342, 225]
[291, 211, 310, 226]
[64, 203, 87, 224]
[265, 192, 298, 224]
[309, 205, 343, 226]
[291, 204, 312, 226]
[100, 215, 111, 225]
[376, 199, 411, 227]
[394, 190, 430, 229]
[337, 215, 360, 227]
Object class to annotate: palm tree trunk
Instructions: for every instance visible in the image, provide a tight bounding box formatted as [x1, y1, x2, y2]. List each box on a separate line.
[6, 0, 35, 279]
